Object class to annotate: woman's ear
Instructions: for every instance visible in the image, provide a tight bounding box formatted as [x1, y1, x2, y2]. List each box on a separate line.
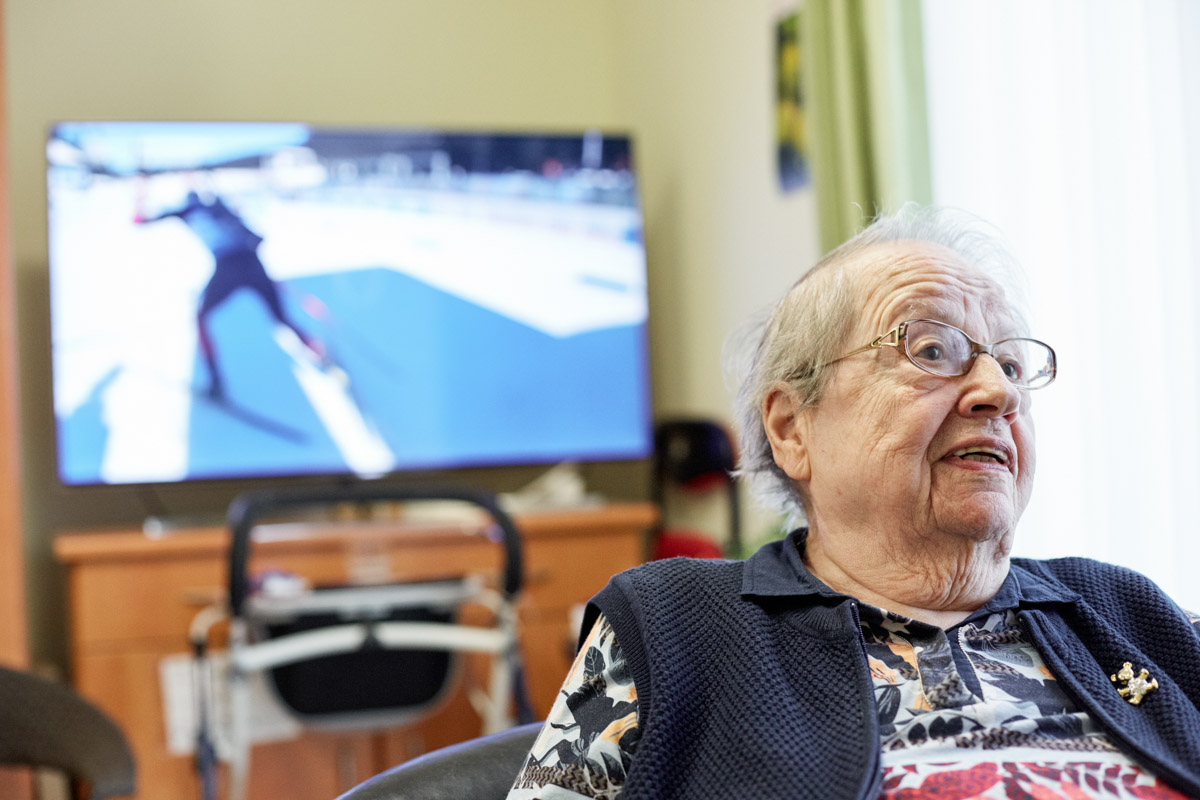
[762, 386, 811, 482]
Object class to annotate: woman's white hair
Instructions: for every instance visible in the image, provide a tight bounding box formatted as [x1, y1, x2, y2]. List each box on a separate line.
[726, 204, 1030, 525]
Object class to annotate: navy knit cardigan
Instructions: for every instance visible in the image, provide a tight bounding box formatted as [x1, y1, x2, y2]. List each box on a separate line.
[584, 550, 1200, 800]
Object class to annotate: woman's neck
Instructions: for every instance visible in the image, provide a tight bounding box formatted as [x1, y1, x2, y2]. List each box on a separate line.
[800, 526, 1010, 629]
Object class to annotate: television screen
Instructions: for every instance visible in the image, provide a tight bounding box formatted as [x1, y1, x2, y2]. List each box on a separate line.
[46, 122, 652, 486]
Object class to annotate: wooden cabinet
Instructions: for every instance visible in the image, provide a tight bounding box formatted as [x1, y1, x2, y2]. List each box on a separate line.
[54, 503, 655, 800]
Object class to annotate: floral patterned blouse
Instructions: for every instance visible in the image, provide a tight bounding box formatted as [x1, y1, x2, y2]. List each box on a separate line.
[506, 602, 1200, 800]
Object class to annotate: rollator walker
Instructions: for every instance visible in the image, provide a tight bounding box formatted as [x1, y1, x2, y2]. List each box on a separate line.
[189, 484, 530, 800]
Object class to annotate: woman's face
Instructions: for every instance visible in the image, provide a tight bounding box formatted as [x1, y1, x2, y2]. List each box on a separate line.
[785, 243, 1036, 548]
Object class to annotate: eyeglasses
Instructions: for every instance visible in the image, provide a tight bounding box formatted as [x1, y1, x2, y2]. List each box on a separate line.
[821, 319, 1057, 389]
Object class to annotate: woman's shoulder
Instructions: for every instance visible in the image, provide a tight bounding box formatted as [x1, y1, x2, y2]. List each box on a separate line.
[1010, 555, 1182, 613]
[591, 556, 747, 617]
[1012, 554, 1146, 579]
[612, 555, 745, 587]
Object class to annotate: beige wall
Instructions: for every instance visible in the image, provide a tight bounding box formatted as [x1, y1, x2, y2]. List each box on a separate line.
[5, 0, 818, 666]
[608, 2, 820, 547]
[611, 2, 820, 415]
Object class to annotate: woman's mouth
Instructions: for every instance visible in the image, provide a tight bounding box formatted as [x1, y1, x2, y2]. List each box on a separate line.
[947, 444, 1011, 469]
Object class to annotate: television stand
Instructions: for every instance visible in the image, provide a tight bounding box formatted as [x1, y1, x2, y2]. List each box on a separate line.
[55, 502, 657, 800]
[142, 512, 228, 537]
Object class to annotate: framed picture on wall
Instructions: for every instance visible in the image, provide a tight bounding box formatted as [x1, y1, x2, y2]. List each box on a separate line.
[775, 1, 809, 192]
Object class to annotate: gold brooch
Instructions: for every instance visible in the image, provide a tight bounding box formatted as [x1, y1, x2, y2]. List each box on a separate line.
[1110, 661, 1159, 705]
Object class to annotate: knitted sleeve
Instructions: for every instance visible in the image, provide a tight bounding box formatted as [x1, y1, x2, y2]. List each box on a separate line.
[506, 614, 640, 800]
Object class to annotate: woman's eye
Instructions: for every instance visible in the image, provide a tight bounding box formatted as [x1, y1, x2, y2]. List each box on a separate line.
[1000, 359, 1023, 380]
[913, 343, 945, 361]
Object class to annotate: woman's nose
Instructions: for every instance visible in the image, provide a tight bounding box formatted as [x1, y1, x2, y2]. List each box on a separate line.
[957, 354, 1023, 418]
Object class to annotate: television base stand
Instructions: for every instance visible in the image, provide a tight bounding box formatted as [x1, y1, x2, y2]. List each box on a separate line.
[143, 512, 227, 537]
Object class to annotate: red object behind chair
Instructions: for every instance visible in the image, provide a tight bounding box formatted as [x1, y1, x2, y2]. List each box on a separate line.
[652, 530, 725, 560]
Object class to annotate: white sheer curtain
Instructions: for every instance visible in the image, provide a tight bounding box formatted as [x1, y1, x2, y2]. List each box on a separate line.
[921, 1, 1200, 610]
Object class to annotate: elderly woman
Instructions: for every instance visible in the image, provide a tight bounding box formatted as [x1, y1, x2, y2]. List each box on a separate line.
[506, 207, 1200, 799]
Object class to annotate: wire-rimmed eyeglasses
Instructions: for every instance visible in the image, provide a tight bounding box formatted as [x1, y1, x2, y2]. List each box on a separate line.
[819, 319, 1057, 390]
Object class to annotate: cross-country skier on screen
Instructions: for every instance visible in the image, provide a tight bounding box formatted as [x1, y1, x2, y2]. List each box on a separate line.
[136, 189, 328, 399]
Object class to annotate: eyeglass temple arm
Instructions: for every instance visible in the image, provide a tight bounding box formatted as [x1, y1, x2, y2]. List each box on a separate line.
[826, 328, 901, 364]
[873, 328, 902, 348]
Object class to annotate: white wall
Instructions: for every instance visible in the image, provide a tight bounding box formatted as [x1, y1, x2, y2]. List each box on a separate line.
[5, 0, 820, 664]
[922, 0, 1200, 612]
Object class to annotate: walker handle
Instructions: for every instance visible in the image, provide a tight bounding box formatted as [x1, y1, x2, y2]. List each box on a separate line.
[227, 484, 524, 618]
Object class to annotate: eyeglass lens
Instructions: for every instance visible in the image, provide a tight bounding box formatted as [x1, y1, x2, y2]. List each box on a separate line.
[903, 320, 1054, 388]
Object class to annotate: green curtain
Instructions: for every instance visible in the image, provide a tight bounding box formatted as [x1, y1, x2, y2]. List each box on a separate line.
[804, 0, 932, 252]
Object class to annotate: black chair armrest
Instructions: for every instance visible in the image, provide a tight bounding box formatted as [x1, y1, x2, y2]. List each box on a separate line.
[0, 667, 136, 799]
[336, 722, 542, 800]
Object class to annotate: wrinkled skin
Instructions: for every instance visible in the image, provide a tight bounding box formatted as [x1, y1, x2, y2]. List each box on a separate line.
[763, 242, 1036, 627]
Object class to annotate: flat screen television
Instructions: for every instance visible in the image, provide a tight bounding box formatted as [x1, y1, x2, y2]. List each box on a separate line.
[46, 121, 652, 486]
